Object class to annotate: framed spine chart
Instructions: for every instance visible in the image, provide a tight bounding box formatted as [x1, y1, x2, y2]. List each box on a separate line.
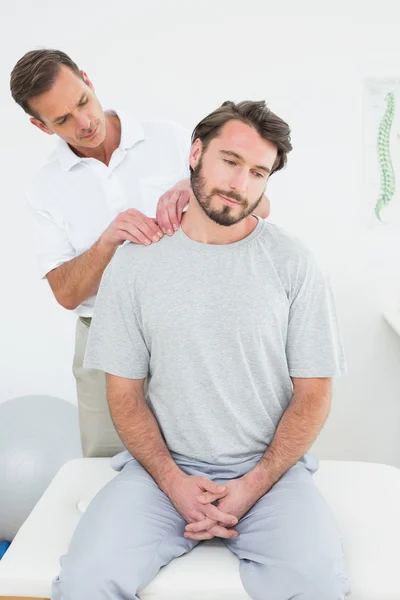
[363, 78, 400, 229]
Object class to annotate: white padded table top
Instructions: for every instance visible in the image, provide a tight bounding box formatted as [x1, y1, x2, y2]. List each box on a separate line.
[1, 459, 400, 599]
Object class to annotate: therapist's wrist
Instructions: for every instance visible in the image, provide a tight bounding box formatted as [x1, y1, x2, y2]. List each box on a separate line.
[172, 178, 191, 192]
[96, 234, 119, 256]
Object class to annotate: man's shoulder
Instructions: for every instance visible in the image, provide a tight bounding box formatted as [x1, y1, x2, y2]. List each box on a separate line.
[141, 119, 190, 135]
[27, 151, 62, 207]
[140, 119, 191, 145]
[261, 221, 314, 261]
[112, 108, 189, 143]
[261, 221, 329, 288]
[111, 236, 172, 271]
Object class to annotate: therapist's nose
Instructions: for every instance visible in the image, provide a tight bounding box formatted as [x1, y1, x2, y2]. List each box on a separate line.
[76, 114, 92, 133]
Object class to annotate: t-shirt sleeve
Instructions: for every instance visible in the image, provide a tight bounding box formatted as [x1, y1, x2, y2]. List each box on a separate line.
[84, 249, 149, 379]
[27, 190, 76, 279]
[286, 253, 346, 378]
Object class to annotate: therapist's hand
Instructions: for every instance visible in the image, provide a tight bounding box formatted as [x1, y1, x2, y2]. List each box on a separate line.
[100, 208, 164, 248]
[156, 179, 191, 235]
[253, 194, 270, 219]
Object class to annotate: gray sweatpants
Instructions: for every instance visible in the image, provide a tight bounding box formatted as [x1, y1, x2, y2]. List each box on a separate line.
[52, 452, 350, 600]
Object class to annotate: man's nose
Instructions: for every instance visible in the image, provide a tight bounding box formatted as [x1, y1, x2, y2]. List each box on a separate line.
[229, 169, 248, 195]
[76, 113, 92, 131]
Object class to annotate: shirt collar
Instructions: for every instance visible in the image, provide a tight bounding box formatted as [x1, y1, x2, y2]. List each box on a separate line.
[55, 108, 145, 172]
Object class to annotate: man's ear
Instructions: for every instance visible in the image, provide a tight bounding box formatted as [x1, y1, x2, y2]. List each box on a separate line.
[30, 117, 54, 136]
[81, 70, 94, 92]
[189, 138, 203, 171]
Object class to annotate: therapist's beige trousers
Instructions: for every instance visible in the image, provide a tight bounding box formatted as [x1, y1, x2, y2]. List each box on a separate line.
[73, 317, 125, 457]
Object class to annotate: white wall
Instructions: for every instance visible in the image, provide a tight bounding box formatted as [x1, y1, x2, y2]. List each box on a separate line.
[1, 2, 400, 466]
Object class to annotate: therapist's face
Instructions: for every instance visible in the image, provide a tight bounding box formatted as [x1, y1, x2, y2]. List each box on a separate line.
[28, 66, 107, 150]
[189, 119, 277, 226]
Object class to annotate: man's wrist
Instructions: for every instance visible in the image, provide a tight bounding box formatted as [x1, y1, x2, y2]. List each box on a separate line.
[241, 462, 275, 500]
[157, 462, 186, 497]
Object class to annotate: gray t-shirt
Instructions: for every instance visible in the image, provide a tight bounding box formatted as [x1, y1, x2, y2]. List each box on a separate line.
[85, 216, 345, 465]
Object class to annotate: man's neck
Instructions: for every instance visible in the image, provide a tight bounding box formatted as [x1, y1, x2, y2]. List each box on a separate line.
[181, 197, 258, 245]
[69, 113, 121, 166]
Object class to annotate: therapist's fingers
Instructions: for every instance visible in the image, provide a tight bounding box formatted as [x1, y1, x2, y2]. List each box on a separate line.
[118, 219, 156, 245]
[176, 189, 190, 222]
[156, 189, 188, 235]
[124, 210, 163, 239]
[165, 190, 181, 233]
[156, 190, 174, 234]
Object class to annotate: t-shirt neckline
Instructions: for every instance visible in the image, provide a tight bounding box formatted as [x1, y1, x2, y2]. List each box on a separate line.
[176, 215, 264, 251]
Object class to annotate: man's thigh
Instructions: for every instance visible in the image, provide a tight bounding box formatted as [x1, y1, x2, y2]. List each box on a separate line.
[52, 458, 197, 600]
[224, 462, 350, 600]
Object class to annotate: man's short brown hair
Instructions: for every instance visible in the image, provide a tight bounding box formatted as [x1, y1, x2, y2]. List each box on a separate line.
[191, 100, 292, 175]
[10, 49, 82, 119]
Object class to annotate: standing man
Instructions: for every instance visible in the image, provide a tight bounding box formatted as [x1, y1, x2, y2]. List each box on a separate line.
[53, 101, 349, 599]
[10, 49, 271, 458]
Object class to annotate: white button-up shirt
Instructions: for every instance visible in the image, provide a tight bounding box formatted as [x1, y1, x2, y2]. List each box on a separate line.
[27, 110, 191, 315]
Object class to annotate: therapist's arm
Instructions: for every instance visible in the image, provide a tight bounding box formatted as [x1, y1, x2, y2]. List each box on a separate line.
[46, 236, 117, 311]
[46, 209, 163, 310]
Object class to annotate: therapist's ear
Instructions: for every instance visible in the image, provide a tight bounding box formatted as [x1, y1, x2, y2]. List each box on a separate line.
[189, 138, 203, 171]
[30, 117, 54, 136]
[81, 70, 95, 92]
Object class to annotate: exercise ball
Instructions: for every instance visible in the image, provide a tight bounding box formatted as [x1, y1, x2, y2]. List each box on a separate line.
[0, 396, 82, 540]
[0, 541, 10, 559]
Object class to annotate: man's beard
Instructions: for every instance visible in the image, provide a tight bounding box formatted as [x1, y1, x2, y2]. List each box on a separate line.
[190, 158, 263, 227]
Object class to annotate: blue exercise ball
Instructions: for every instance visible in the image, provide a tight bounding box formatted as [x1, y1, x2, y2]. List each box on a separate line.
[0, 396, 82, 540]
[0, 541, 10, 559]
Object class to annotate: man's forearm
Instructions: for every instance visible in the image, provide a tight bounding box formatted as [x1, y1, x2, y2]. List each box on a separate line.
[243, 387, 331, 498]
[47, 238, 117, 310]
[107, 381, 183, 494]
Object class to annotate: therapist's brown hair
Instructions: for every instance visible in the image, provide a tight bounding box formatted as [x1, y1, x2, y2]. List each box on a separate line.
[10, 49, 83, 120]
[191, 100, 292, 175]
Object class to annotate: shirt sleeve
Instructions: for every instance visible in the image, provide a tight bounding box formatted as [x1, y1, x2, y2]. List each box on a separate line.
[286, 253, 346, 378]
[169, 121, 192, 179]
[84, 247, 150, 379]
[27, 189, 76, 279]
[180, 129, 192, 179]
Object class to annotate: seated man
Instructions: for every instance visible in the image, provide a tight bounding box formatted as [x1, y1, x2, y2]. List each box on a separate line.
[52, 100, 350, 600]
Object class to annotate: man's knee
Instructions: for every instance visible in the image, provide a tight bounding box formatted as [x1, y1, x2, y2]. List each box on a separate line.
[52, 555, 141, 600]
[241, 560, 349, 600]
[53, 562, 101, 600]
[291, 568, 349, 600]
